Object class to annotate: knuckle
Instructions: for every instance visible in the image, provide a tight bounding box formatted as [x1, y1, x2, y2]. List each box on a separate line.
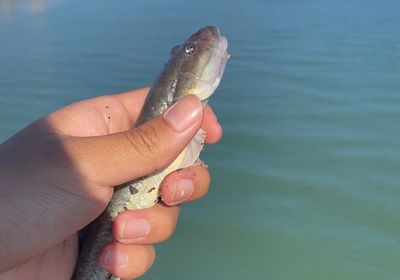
[189, 165, 210, 199]
[123, 122, 163, 159]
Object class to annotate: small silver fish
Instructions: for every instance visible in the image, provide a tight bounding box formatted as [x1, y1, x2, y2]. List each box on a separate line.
[72, 26, 229, 280]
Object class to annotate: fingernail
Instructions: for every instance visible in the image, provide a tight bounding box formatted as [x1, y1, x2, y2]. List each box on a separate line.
[163, 95, 202, 131]
[170, 178, 194, 205]
[103, 248, 128, 268]
[119, 217, 150, 241]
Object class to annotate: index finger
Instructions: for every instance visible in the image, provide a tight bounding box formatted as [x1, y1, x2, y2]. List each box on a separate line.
[113, 87, 150, 123]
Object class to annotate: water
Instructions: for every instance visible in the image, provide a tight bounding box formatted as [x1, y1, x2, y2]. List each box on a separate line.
[1, 0, 400, 279]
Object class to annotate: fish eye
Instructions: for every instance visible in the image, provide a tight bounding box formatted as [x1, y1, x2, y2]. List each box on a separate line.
[184, 43, 196, 55]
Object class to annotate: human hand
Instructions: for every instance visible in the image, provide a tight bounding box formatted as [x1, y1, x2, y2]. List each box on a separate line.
[0, 88, 222, 279]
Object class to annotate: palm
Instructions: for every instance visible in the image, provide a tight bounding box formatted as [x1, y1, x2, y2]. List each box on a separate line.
[0, 90, 148, 279]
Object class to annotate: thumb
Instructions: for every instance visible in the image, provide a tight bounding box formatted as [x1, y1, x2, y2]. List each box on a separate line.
[65, 95, 203, 187]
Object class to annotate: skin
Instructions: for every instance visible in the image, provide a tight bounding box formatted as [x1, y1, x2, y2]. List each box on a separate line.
[0, 87, 222, 280]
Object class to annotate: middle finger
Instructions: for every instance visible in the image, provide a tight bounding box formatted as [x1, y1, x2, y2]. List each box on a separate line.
[113, 203, 180, 245]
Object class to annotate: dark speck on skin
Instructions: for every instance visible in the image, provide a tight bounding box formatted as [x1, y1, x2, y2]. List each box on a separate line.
[148, 187, 156, 193]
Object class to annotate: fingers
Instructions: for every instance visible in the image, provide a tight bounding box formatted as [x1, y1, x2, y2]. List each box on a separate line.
[113, 204, 180, 244]
[202, 105, 222, 144]
[101, 204, 179, 279]
[113, 87, 149, 123]
[113, 88, 222, 137]
[64, 95, 204, 188]
[98, 151, 212, 279]
[98, 242, 155, 280]
[116, 91, 222, 143]
[161, 164, 210, 206]
[44, 88, 149, 138]
[111, 164, 210, 246]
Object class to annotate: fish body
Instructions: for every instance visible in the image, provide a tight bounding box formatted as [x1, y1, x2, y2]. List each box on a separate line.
[72, 26, 229, 280]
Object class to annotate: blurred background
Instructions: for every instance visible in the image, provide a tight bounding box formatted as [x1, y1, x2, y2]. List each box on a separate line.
[1, 0, 400, 279]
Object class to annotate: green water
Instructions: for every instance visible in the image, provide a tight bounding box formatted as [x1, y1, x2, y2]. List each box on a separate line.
[1, 0, 400, 279]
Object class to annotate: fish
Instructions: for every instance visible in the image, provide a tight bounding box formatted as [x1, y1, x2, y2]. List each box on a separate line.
[72, 26, 229, 280]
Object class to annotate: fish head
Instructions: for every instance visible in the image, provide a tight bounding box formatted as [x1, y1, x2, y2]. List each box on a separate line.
[172, 26, 229, 101]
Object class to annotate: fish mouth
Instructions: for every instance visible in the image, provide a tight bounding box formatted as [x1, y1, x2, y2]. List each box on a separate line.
[205, 26, 229, 68]
[196, 26, 229, 53]
[208, 26, 229, 56]
[216, 35, 229, 85]
[195, 26, 220, 41]
[197, 26, 229, 86]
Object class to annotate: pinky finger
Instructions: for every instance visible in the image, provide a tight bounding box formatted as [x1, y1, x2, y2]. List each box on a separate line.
[99, 242, 155, 279]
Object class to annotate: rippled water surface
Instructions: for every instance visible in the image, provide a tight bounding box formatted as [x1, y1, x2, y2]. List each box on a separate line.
[1, 0, 400, 279]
